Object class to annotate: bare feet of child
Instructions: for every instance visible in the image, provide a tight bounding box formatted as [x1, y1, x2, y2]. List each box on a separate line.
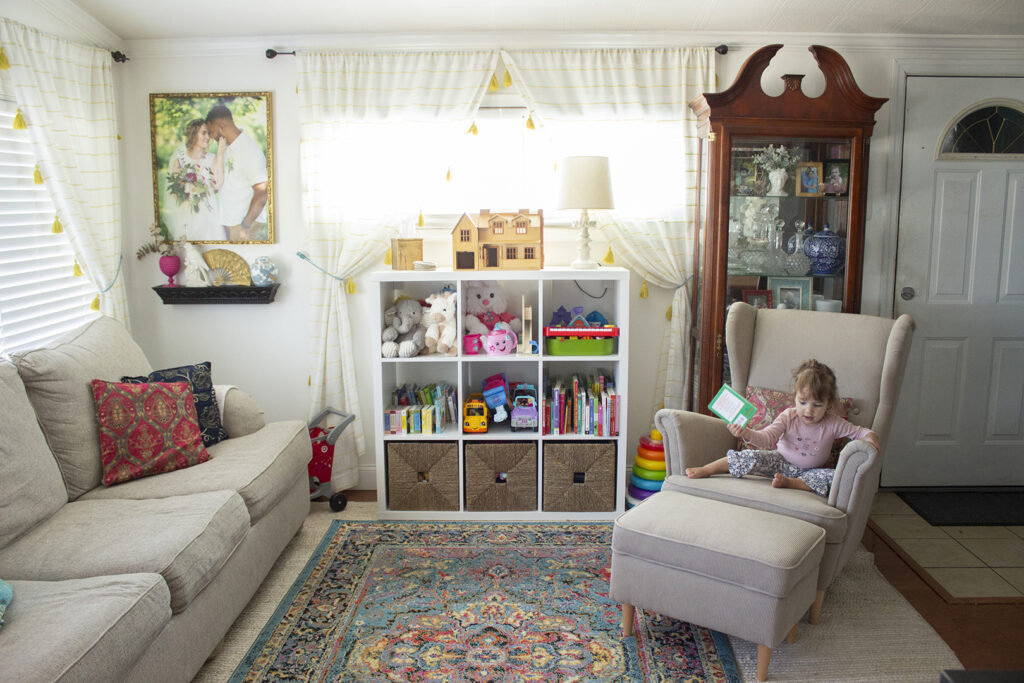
[685, 466, 711, 478]
[685, 458, 729, 479]
[772, 474, 812, 492]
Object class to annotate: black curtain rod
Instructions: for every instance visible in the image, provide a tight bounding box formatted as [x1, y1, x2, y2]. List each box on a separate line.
[111, 51, 129, 63]
[264, 45, 725, 58]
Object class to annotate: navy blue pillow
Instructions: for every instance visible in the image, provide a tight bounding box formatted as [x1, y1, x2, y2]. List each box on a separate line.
[122, 361, 228, 447]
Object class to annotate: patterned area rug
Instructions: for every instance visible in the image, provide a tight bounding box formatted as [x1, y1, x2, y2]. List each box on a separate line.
[229, 521, 740, 682]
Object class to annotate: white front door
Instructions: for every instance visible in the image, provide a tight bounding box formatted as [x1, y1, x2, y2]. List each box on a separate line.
[883, 76, 1024, 487]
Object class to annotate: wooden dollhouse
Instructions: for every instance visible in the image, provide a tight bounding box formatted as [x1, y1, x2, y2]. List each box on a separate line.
[451, 209, 544, 270]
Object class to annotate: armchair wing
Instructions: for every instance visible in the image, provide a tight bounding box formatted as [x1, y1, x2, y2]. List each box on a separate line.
[654, 409, 737, 476]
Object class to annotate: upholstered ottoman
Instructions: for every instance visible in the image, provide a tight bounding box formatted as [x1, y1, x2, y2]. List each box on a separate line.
[610, 490, 826, 681]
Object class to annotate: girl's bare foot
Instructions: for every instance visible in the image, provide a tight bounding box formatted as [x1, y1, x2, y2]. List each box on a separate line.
[685, 466, 710, 478]
[772, 474, 812, 491]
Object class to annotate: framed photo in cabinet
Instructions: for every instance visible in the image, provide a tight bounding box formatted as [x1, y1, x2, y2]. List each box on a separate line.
[822, 160, 850, 196]
[768, 277, 812, 310]
[742, 289, 773, 309]
[795, 161, 823, 197]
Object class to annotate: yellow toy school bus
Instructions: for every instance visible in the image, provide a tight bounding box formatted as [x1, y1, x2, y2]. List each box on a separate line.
[463, 393, 489, 433]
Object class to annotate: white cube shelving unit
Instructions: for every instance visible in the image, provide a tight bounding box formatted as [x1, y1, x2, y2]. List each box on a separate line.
[369, 267, 630, 520]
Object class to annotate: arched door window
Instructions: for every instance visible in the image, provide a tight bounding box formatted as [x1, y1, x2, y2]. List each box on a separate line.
[938, 99, 1024, 158]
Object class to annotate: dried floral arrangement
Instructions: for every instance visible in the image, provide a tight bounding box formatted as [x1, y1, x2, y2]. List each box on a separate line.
[136, 222, 186, 259]
[752, 144, 800, 171]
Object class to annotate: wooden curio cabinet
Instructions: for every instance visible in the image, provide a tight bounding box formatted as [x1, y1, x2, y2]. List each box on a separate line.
[690, 44, 887, 412]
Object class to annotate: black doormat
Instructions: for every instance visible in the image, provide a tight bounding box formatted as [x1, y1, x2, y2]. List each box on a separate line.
[898, 491, 1024, 526]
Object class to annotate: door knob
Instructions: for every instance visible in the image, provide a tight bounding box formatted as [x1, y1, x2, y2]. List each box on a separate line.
[900, 287, 915, 301]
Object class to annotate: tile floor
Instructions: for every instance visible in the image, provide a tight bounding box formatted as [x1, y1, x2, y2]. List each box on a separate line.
[869, 492, 1024, 600]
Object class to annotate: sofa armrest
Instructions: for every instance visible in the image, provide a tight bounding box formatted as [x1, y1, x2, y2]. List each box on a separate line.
[654, 408, 737, 476]
[215, 385, 266, 438]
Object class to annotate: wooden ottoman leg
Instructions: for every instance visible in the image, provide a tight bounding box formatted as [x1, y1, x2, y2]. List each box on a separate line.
[810, 589, 825, 624]
[757, 644, 772, 681]
[621, 604, 635, 637]
[787, 622, 799, 643]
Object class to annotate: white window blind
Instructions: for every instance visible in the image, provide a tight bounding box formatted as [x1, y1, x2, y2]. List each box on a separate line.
[0, 100, 98, 355]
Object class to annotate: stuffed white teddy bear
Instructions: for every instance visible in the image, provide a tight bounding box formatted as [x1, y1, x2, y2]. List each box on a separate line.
[463, 280, 522, 337]
[423, 290, 458, 355]
[381, 298, 426, 358]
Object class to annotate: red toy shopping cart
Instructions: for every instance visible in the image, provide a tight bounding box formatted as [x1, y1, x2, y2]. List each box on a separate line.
[308, 407, 356, 512]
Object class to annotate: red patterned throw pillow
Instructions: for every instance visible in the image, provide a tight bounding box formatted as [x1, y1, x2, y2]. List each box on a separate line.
[741, 386, 854, 464]
[91, 380, 210, 486]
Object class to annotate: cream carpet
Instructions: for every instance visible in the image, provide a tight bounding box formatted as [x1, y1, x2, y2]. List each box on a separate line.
[193, 502, 961, 682]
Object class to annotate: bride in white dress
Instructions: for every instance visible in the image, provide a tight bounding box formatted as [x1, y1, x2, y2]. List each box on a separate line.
[165, 118, 226, 241]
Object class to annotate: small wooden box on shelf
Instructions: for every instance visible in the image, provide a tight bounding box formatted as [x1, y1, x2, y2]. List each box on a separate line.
[369, 267, 630, 521]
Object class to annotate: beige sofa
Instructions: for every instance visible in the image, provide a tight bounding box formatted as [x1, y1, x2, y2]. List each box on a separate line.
[0, 317, 311, 682]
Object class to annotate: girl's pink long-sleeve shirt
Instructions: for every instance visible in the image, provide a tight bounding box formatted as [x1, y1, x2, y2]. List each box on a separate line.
[742, 407, 873, 468]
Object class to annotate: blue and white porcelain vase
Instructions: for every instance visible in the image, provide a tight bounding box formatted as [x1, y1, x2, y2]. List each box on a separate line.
[803, 223, 845, 275]
[250, 256, 279, 286]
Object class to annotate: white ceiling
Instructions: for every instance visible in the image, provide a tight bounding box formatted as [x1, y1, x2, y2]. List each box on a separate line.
[59, 0, 1024, 40]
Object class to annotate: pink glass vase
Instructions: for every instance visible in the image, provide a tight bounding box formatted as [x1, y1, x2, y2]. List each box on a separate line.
[158, 254, 181, 287]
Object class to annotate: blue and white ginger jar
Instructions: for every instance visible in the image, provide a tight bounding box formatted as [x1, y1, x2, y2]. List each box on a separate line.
[250, 256, 279, 286]
[803, 224, 845, 276]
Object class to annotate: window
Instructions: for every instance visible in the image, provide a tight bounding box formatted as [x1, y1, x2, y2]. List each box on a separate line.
[940, 101, 1024, 157]
[492, 225, 504, 234]
[0, 100, 98, 355]
[524, 247, 535, 260]
[506, 246, 517, 259]
[460, 229, 471, 242]
[516, 226, 527, 235]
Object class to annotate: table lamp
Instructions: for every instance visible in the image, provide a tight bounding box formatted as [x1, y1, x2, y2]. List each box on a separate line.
[557, 156, 614, 269]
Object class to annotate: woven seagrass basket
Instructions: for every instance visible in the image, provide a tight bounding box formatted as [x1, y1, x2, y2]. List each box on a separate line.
[543, 441, 616, 512]
[464, 442, 537, 511]
[386, 441, 459, 511]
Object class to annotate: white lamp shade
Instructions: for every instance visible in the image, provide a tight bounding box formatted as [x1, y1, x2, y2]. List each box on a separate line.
[557, 156, 614, 210]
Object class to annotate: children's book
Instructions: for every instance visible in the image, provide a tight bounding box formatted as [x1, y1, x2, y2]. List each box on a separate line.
[709, 385, 756, 427]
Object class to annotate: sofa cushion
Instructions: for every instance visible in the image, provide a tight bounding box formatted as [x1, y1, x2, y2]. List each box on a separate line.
[0, 361, 68, 548]
[0, 574, 170, 682]
[123, 362, 229, 447]
[80, 420, 310, 524]
[91, 379, 210, 486]
[12, 316, 153, 500]
[662, 473, 848, 542]
[0, 490, 248, 612]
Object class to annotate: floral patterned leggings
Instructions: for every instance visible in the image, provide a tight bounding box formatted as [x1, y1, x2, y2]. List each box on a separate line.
[726, 449, 834, 497]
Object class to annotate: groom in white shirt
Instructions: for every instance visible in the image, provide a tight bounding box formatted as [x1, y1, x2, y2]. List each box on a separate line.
[206, 104, 268, 241]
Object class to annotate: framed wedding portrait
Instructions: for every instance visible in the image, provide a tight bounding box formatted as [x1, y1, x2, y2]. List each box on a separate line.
[149, 92, 274, 244]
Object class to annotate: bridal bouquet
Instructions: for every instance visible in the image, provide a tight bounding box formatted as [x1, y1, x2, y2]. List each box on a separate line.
[166, 165, 213, 214]
[752, 144, 799, 172]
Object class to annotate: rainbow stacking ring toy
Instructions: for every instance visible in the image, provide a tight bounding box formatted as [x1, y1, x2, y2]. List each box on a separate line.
[625, 428, 666, 508]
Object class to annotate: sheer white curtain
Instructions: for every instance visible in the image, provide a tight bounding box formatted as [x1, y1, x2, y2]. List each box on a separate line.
[298, 50, 497, 489]
[0, 20, 127, 324]
[503, 47, 714, 410]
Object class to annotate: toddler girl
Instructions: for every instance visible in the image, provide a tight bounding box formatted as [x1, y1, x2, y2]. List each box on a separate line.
[686, 359, 880, 496]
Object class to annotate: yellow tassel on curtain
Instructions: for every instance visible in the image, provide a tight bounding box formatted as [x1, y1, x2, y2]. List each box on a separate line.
[308, 376, 312, 386]
[666, 306, 673, 321]
[51, 216, 63, 234]
[384, 247, 392, 265]
[73, 261, 83, 277]
[467, 121, 478, 136]
[117, 134, 122, 140]
[90, 295, 100, 311]
[13, 108, 27, 130]
[0, 47, 10, 70]
[525, 114, 535, 130]
[639, 281, 649, 299]
[503, 70, 512, 87]
[33, 164, 43, 184]
[346, 278, 356, 295]
[488, 74, 499, 92]
[446, 167, 452, 182]
[602, 246, 615, 265]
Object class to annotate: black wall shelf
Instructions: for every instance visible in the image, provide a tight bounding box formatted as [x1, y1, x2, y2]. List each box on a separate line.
[153, 283, 279, 304]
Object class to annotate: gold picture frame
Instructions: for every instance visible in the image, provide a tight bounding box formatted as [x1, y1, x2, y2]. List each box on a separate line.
[149, 92, 274, 244]
[795, 161, 823, 197]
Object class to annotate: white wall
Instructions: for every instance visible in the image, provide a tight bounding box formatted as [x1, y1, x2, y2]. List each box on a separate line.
[6, 11, 1021, 488]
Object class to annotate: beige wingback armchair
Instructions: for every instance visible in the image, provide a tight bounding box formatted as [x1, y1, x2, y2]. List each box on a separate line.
[655, 302, 914, 620]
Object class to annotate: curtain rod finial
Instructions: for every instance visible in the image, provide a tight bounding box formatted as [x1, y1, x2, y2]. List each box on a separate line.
[715, 44, 728, 55]
[111, 51, 129, 63]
